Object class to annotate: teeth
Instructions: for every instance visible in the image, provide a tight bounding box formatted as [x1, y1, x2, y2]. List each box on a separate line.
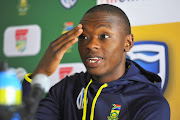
[90, 60, 96, 63]
[88, 57, 99, 63]
[88, 57, 99, 60]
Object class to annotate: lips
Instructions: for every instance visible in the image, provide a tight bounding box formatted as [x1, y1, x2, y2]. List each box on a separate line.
[85, 56, 103, 67]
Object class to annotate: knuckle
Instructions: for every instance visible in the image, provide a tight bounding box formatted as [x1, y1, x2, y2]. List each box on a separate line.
[61, 43, 72, 52]
[53, 52, 60, 59]
[65, 36, 72, 41]
[60, 44, 67, 51]
[49, 43, 57, 53]
[75, 31, 80, 36]
[63, 32, 69, 37]
[49, 42, 55, 48]
[51, 47, 57, 53]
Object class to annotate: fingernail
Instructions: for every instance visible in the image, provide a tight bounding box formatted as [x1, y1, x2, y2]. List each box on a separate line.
[78, 29, 82, 32]
[78, 24, 81, 28]
[74, 38, 78, 41]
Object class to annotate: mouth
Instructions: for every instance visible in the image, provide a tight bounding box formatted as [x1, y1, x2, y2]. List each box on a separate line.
[85, 56, 103, 68]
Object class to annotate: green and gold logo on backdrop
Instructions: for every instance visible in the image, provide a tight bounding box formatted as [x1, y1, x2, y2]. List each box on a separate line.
[17, 0, 30, 16]
[15, 29, 28, 52]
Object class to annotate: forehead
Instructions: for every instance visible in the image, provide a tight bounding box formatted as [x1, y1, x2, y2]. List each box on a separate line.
[80, 12, 120, 29]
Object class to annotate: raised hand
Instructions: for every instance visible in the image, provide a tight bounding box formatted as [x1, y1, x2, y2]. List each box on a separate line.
[32, 24, 83, 77]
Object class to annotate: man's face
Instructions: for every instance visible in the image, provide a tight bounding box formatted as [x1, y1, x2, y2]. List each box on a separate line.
[78, 12, 130, 82]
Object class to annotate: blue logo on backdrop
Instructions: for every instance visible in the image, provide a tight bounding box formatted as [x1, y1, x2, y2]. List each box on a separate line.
[60, 0, 77, 9]
[126, 41, 169, 93]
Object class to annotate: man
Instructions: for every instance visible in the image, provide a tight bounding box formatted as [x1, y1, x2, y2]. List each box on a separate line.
[23, 4, 170, 120]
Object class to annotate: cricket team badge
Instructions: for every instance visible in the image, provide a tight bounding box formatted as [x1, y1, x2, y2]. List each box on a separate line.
[107, 104, 121, 120]
[17, 0, 30, 16]
[15, 29, 28, 52]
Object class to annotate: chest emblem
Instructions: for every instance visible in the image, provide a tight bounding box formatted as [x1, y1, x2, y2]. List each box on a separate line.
[76, 88, 88, 109]
[107, 104, 121, 120]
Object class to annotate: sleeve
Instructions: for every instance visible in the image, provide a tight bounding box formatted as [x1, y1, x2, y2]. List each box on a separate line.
[33, 85, 63, 120]
[134, 97, 170, 120]
[22, 73, 32, 98]
[22, 73, 65, 120]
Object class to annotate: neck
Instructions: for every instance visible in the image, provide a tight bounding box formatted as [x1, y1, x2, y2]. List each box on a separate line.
[91, 64, 125, 83]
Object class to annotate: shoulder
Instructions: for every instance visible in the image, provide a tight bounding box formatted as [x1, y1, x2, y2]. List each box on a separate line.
[41, 72, 87, 107]
[123, 82, 170, 119]
[135, 96, 170, 120]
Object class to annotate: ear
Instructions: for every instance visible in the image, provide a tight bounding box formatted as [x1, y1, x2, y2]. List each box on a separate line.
[124, 34, 134, 52]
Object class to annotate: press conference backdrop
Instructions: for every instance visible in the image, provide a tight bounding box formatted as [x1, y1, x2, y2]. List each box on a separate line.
[0, 0, 180, 119]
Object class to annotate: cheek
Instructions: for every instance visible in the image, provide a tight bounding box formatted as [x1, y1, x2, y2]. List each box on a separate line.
[104, 43, 125, 63]
[78, 41, 86, 50]
[105, 43, 124, 56]
[78, 44, 83, 58]
[78, 42, 84, 51]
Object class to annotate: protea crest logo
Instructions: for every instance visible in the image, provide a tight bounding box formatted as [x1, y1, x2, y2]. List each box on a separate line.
[127, 41, 169, 93]
[17, 0, 30, 16]
[60, 0, 77, 9]
[15, 29, 28, 52]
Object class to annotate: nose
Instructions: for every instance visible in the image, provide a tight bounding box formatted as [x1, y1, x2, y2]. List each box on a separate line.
[87, 37, 100, 51]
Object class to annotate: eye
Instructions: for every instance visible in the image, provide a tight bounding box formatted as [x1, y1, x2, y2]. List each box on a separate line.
[79, 34, 88, 40]
[99, 34, 110, 40]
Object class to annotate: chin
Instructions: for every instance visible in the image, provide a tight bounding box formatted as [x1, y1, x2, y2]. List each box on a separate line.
[87, 68, 104, 77]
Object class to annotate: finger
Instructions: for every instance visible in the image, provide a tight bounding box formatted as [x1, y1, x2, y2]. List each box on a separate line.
[53, 28, 83, 51]
[53, 24, 83, 45]
[55, 38, 79, 58]
[61, 24, 82, 39]
[57, 28, 83, 47]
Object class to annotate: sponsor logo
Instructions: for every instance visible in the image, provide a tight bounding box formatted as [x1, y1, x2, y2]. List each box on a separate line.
[17, 0, 30, 16]
[107, 104, 121, 120]
[4, 25, 41, 57]
[76, 88, 87, 109]
[99, 0, 117, 4]
[60, 0, 77, 9]
[59, 67, 73, 79]
[98, 0, 143, 4]
[15, 29, 28, 52]
[126, 41, 169, 93]
[97, 0, 180, 26]
[62, 22, 74, 53]
[48, 63, 86, 87]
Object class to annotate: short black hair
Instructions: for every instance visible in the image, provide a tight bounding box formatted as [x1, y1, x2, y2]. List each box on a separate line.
[84, 4, 131, 35]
